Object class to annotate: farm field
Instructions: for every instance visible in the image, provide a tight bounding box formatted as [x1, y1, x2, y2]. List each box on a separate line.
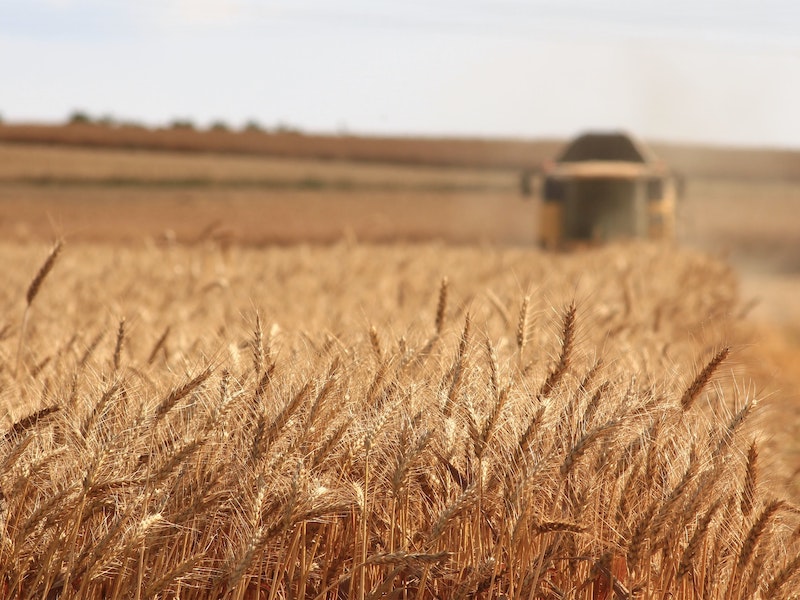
[3, 240, 799, 598]
[0, 133, 799, 598]
[3, 123, 800, 179]
[2, 142, 800, 251]
[0, 143, 516, 190]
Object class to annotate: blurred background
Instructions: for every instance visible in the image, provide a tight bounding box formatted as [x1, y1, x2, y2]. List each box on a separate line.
[1, 0, 799, 323]
[3, 0, 800, 144]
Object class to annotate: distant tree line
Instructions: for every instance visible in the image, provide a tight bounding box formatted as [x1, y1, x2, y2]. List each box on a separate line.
[64, 110, 304, 135]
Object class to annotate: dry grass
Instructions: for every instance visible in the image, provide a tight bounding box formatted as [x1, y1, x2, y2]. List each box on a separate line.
[1, 239, 797, 599]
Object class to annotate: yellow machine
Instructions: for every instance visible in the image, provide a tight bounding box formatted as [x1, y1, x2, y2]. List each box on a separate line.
[528, 132, 678, 248]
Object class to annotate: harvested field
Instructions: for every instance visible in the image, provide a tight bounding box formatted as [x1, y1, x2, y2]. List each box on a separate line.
[679, 177, 800, 272]
[0, 142, 530, 245]
[0, 124, 563, 170]
[1, 141, 799, 255]
[0, 185, 533, 245]
[3, 124, 800, 179]
[0, 143, 516, 190]
[1, 240, 799, 598]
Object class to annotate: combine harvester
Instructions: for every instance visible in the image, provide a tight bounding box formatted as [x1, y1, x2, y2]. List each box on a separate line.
[525, 132, 680, 248]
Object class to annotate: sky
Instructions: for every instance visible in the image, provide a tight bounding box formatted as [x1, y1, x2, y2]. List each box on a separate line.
[1, 0, 800, 148]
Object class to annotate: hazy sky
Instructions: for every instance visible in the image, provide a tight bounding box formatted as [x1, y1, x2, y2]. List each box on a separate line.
[2, 0, 799, 147]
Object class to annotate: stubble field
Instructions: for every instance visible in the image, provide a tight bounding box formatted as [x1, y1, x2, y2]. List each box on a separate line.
[0, 134, 799, 599]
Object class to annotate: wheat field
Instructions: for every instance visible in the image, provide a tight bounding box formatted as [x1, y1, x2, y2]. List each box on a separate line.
[1, 239, 797, 599]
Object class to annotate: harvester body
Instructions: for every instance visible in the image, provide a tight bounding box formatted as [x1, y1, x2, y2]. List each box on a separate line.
[536, 132, 678, 248]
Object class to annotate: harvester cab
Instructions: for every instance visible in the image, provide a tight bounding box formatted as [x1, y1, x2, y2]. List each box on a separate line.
[526, 132, 678, 249]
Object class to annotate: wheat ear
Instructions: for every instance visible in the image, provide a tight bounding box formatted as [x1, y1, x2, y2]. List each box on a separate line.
[252, 312, 264, 376]
[16, 240, 63, 376]
[3, 404, 60, 444]
[443, 313, 470, 417]
[435, 276, 448, 335]
[737, 499, 784, 573]
[680, 346, 730, 411]
[516, 295, 529, 355]
[113, 317, 125, 372]
[369, 324, 382, 360]
[677, 500, 722, 579]
[540, 301, 576, 397]
[154, 367, 213, 423]
[740, 439, 759, 518]
[147, 326, 171, 365]
[765, 553, 800, 598]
